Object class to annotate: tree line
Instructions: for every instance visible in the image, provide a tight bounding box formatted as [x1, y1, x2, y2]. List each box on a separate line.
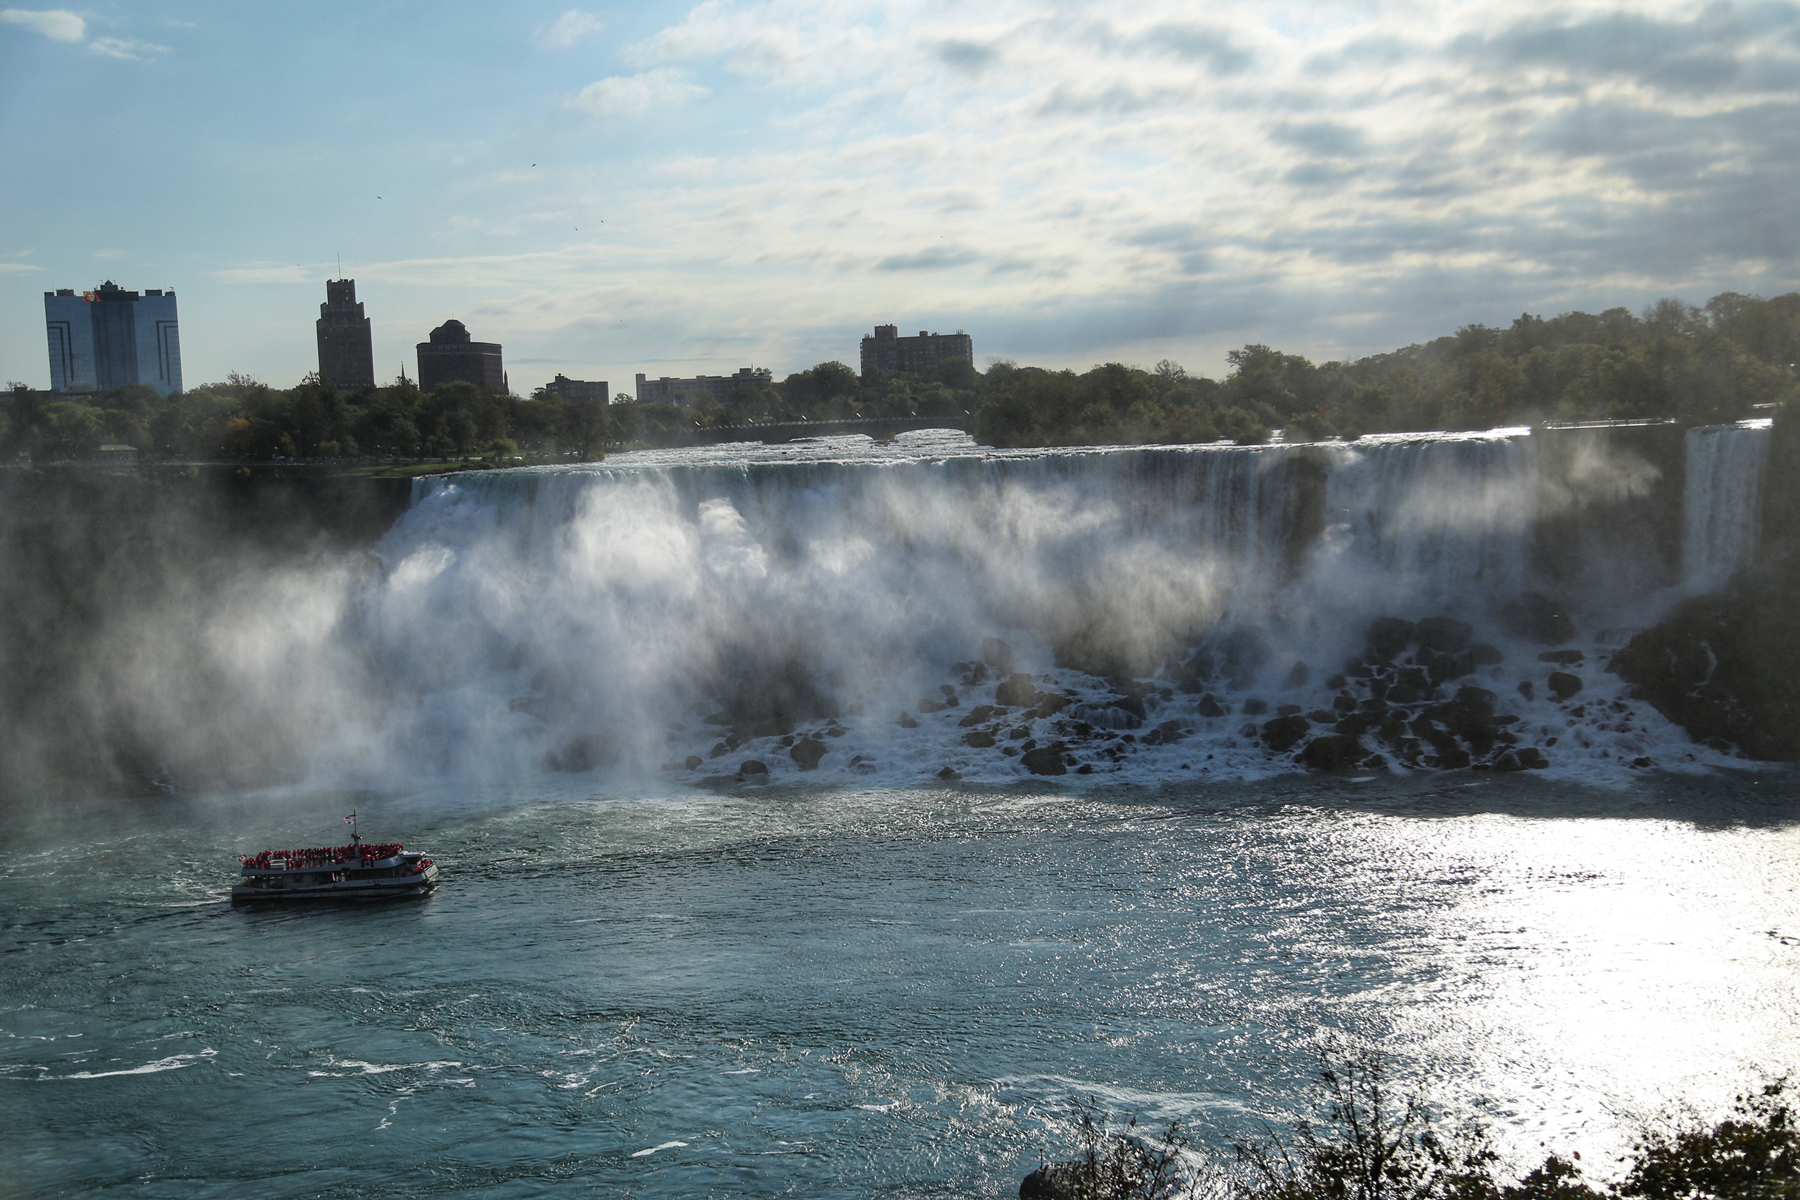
[971, 291, 1799, 449]
[3, 291, 1795, 463]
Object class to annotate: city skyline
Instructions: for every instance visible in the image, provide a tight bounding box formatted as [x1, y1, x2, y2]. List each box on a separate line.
[3, 0, 1797, 396]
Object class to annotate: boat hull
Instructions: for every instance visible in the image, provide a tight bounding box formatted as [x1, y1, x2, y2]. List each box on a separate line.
[231, 861, 439, 905]
[230, 879, 436, 904]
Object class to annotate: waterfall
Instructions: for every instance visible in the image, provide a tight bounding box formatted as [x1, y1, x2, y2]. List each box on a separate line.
[1682, 420, 1771, 587]
[1317, 432, 1535, 616]
[134, 423, 1778, 789]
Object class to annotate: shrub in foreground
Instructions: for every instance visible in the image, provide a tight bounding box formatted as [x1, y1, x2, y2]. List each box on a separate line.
[1028, 1048, 1797, 1200]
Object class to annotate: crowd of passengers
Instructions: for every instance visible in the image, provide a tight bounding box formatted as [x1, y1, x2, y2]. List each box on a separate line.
[240, 843, 406, 869]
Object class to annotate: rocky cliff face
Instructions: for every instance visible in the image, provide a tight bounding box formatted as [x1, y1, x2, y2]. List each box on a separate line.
[1609, 407, 1800, 761]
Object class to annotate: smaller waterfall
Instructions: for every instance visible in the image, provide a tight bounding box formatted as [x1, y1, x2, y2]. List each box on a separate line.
[1682, 420, 1771, 587]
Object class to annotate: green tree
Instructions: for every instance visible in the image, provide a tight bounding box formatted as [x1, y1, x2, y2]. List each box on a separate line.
[38, 401, 106, 459]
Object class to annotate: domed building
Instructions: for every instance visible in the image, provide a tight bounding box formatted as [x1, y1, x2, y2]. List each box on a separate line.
[416, 318, 505, 393]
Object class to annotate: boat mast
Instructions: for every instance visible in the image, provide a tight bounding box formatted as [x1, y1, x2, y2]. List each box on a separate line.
[349, 809, 361, 854]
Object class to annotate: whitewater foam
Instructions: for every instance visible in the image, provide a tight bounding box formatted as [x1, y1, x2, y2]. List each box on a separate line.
[158, 424, 1766, 794]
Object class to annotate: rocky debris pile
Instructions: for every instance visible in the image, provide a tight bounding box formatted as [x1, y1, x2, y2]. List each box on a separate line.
[641, 593, 1729, 784]
[704, 657, 840, 739]
[1234, 613, 1560, 772]
[1610, 577, 1800, 761]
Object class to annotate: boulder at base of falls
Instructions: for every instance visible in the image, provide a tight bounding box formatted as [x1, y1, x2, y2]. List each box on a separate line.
[1454, 685, 1497, 717]
[1502, 591, 1578, 645]
[1417, 616, 1474, 653]
[995, 673, 1040, 708]
[1143, 720, 1189, 745]
[1547, 671, 1583, 701]
[958, 705, 998, 727]
[714, 657, 838, 739]
[1493, 747, 1550, 770]
[1173, 648, 1217, 694]
[1300, 734, 1365, 771]
[547, 733, 618, 773]
[1609, 577, 1800, 761]
[1110, 693, 1148, 721]
[790, 738, 828, 770]
[1021, 745, 1068, 776]
[1261, 714, 1310, 753]
[1365, 617, 1417, 661]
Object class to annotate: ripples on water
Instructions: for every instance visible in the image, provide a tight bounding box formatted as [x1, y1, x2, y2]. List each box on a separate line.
[2, 771, 1797, 1198]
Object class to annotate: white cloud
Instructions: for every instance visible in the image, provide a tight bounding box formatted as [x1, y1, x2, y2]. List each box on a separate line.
[0, 9, 168, 61]
[0, 8, 84, 42]
[0, 262, 42, 275]
[88, 36, 168, 60]
[567, 68, 707, 117]
[537, 8, 602, 50]
[541, 0, 1800, 372]
[210, 262, 328, 285]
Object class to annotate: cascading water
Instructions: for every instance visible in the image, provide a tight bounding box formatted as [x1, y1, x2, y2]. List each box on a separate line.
[1682, 419, 1771, 588]
[1315, 432, 1535, 617]
[302, 422, 1772, 791]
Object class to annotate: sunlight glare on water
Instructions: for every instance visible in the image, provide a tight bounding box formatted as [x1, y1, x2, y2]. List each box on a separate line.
[1, 771, 1796, 1198]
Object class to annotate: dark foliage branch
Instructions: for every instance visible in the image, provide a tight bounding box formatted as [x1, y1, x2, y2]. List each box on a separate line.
[1037, 1043, 1798, 1200]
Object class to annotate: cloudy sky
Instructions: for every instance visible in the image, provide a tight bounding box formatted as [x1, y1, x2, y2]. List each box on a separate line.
[2, 0, 1797, 394]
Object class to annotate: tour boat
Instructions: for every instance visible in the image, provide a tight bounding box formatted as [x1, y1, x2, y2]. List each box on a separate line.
[232, 813, 438, 904]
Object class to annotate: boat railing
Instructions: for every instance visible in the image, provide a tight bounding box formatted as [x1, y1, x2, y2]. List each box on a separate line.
[239, 843, 406, 871]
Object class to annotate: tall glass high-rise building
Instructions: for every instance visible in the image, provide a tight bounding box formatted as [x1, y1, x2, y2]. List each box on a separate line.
[43, 281, 183, 396]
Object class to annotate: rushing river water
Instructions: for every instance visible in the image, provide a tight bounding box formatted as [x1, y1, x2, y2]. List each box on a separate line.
[3, 430, 1797, 1197]
[3, 771, 1797, 1198]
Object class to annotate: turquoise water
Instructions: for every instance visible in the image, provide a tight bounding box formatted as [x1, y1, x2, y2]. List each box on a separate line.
[4, 771, 1797, 1198]
[5, 431, 1796, 1196]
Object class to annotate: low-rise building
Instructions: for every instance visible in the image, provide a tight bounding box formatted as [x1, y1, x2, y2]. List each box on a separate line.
[96, 443, 140, 464]
[634, 366, 772, 407]
[544, 374, 610, 403]
[859, 324, 972, 378]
